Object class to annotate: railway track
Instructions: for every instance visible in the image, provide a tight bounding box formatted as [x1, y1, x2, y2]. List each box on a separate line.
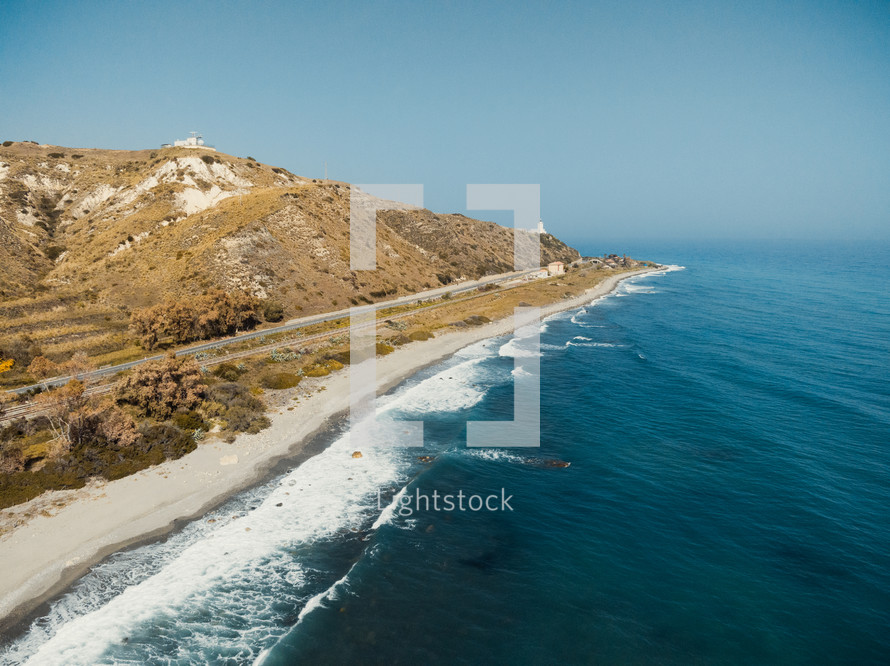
[0, 267, 552, 424]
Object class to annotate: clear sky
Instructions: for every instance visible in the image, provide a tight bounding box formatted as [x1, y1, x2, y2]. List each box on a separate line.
[1, 0, 888, 244]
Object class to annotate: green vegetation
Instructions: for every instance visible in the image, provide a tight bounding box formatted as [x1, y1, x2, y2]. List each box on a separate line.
[0, 352, 273, 508]
[0, 262, 650, 510]
[212, 362, 246, 381]
[259, 372, 301, 389]
[202, 382, 270, 437]
[303, 365, 330, 377]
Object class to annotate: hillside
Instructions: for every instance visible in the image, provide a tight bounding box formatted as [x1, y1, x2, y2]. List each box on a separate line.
[0, 141, 579, 381]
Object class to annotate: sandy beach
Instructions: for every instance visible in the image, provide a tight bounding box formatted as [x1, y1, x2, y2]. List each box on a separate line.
[0, 268, 653, 633]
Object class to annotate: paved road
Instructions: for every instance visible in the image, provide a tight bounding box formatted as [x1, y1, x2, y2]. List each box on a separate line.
[5, 267, 540, 396]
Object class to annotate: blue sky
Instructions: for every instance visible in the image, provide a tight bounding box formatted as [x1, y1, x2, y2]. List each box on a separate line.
[1, 0, 888, 244]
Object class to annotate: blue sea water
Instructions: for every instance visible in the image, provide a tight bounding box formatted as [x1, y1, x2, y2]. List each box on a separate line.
[2, 240, 889, 665]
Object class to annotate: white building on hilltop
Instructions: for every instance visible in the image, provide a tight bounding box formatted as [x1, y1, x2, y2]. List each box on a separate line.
[535, 218, 546, 234]
[161, 131, 216, 151]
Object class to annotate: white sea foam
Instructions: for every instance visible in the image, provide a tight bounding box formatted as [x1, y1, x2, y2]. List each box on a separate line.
[9, 431, 404, 666]
[371, 486, 409, 530]
[5, 266, 686, 664]
[5, 349, 505, 665]
[379, 358, 487, 415]
[453, 338, 499, 360]
[498, 337, 543, 358]
[640, 264, 685, 277]
[622, 283, 657, 294]
[567, 340, 619, 348]
[264, 483, 414, 660]
[463, 449, 525, 464]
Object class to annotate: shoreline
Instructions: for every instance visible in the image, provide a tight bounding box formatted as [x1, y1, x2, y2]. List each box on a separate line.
[0, 267, 655, 636]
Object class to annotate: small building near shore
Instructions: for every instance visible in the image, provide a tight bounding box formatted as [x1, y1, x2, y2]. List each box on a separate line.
[547, 261, 565, 276]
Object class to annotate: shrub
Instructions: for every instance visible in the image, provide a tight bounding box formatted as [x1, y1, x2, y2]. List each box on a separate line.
[259, 372, 301, 390]
[263, 301, 285, 322]
[376, 343, 394, 356]
[303, 365, 330, 377]
[1, 141, 13, 147]
[114, 353, 205, 418]
[27, 355, 57, 381]
[48, 152, 65, 159]
[408, 330, 434, 342]
[135, 423, 196, 461]
[172, 410, 209, 431]
[44, 245, 66, 261]
[99, 406, 139, 449]
[224, 407, 271, 434]
[326, 351, 351, 365]
[208, 382, 252, 407]
[0, 445, 24, 474]
[0, 412, 198, 507]
[130, 289, 262, 349]
[205, 383, 269, 434]
[212, 362, 245, 381]
[201, 154, 214, 164]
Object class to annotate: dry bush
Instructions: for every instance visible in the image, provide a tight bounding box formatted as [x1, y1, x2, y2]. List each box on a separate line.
[27, 355, 58, 381]
[34, 379, 89, 447]
[263, 301, 285, 322]
[99, 404, 140, 449]
[130, 289, 263, 350]
[114, 352, 205, 418]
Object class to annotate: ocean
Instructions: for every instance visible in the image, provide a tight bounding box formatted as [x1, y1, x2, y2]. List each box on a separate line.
[2, 240, 888, 665]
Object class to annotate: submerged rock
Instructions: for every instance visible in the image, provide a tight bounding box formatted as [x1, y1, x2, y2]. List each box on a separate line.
[527, 458, 571, 469]
[351, 451, 363, 459]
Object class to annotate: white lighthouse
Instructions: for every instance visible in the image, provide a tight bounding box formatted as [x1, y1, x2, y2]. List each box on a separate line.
[536, 219, 546, 234]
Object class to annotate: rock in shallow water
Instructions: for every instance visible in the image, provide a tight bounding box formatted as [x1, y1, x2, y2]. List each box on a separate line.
[526, 458, 571, 468]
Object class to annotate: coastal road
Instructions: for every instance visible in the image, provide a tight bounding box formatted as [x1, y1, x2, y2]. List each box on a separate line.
[4, 266, 544, 398]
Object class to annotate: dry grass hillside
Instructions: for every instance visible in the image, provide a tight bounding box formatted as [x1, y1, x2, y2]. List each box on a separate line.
[0, 140, 579, 385]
